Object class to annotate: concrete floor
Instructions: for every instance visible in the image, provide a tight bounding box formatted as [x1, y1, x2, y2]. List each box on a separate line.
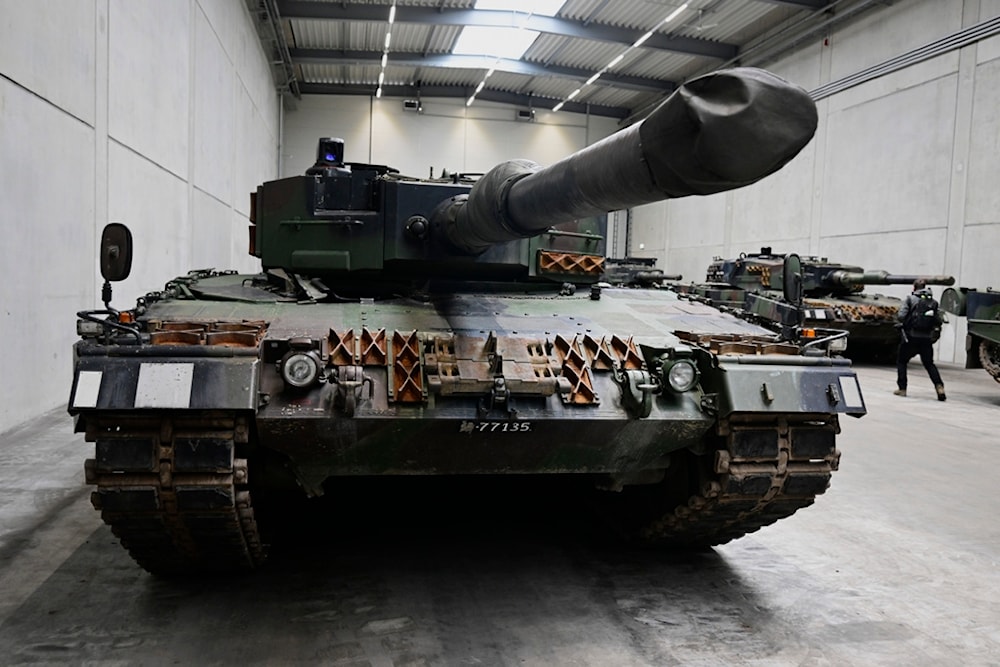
[0, 361, 998, 666]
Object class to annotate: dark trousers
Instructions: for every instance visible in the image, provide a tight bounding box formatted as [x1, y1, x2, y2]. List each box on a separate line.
[896, 337, 943, 390]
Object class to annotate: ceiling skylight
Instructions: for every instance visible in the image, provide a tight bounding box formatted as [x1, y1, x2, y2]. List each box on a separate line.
[457, 1, 567, 107]
[452, 26, 539, 60]
[474, 0, 564, 16]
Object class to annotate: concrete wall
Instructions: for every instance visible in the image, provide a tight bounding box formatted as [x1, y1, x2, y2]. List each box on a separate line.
[632, 0, 1000, 364]
[281, 96, 620, 183]
[0, 0, 279, 434]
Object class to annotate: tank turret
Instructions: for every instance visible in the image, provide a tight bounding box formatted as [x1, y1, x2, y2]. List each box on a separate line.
[251, 68, 817, 292]
[704, 248, 954, 300]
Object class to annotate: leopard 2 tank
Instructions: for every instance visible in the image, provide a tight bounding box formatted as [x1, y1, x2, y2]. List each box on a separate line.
[69, 68, 866, 576]
[675, 248, 954, 361]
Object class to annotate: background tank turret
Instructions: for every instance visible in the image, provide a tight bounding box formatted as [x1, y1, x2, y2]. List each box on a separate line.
[602, 257, 682, 288]
[941, 286, 1000, 382]
[674, 248, 955, 361]
[68, 68, 868, 577]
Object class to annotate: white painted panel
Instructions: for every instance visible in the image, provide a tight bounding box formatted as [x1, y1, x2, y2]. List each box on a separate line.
[629, 203, 667, 258]
[191, 189, 233, 270]
[72, 371, 103, 409]
[666, 244, 725, 285]
[282, 96, 374, 177]
[819, 228, 949, 287]
[0, 79, 96, 431]
[465, 118, 583, 171]
[821, 75, 956, 238]
[193, 7, 235, 203]
[107, 141, 189, 306]
[135, 363, 194, 409]
[976, 0, 1000, 62]
[108, 0, 190, 178]
[0, 0, 277, 434]
[284, 95, 614, 179]
[199, 0, 242, 68]
[827, 54, 959, 115]
[966, 58, 1000, 225]
[232, 7, 278, 139]
[829, 0, 963, 84]
[959, 224, 1000, 290]
[769, 41, 824, 91]
[229, 208, 262, 274]
[730, 142, 817, 249]
[664, 194, 727, 250]
[373, 102, 470, 177]
[838, 375, 864, 410]
[232, 83, 277, 215]
[0, 0, 96, 124]
[659, 194, 729, 282]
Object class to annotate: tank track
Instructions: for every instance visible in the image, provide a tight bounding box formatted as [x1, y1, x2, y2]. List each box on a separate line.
[84, 412, 265, 576]
[979, 337, 1000, 382]
[641, 415, 841, 547]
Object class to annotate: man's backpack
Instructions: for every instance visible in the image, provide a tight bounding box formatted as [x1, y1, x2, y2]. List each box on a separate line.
[907, 296, 942, 337]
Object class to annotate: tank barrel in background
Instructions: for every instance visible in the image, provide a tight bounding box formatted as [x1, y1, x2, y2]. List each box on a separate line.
[446, 67, 819, 254]
[827, 270, 956, 287]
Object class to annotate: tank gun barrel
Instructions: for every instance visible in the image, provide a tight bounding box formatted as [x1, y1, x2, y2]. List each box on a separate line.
[446, 67, 818, 254]
[827, 270, 956, 287]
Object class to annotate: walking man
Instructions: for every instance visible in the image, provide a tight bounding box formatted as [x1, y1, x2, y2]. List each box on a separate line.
[894, 279, 946, 400]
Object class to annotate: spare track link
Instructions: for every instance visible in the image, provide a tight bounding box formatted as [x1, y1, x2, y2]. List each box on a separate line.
[644, 415, 841, 547]
[84, 412, 265, 575]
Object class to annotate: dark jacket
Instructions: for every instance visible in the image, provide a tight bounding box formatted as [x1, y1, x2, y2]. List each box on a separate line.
[897, 288, 937, 339]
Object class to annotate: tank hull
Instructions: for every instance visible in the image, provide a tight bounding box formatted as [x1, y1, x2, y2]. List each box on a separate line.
[70, 275, 864, 573]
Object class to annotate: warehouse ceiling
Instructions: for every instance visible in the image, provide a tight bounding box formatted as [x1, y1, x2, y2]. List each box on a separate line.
[248, 0, 889, 122]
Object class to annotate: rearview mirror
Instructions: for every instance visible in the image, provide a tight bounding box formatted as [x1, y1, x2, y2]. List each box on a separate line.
[782, 253, 802, 307]
[100, 223, 133, 282]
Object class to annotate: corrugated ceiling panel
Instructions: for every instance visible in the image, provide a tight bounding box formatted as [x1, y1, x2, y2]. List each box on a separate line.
[489, 71, 575, 100]
[558, 0, 711, 31]
[290, 18, 346, 49]
[673, 2, 790, 43]
[385, 65, 422, 85]
[579, 83, 637, 107]
[421, 24, 463, 53]
[299, 63, 377, 85]
[292, 18, 461, 55]
[624, 49, 700, 81]
[408, 66, 479, 87]
[290, 0, 474, 8]
[526, 34, 630, 75]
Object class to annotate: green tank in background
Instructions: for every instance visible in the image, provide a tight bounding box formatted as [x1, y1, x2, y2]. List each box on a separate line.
[602, 257, 682, 287]
[673, 248, 955, 362]
[68, 68, 867, 576]
[941, 286, 1000, 382]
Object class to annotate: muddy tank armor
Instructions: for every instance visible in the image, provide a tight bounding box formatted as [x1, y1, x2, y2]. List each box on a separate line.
[69, 68, 866, 575]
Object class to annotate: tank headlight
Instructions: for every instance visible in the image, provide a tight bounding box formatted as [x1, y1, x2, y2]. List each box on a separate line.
[664, 359, 699, 393]
[829, 336, 848, 353]
[281, 351, 321, 388]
